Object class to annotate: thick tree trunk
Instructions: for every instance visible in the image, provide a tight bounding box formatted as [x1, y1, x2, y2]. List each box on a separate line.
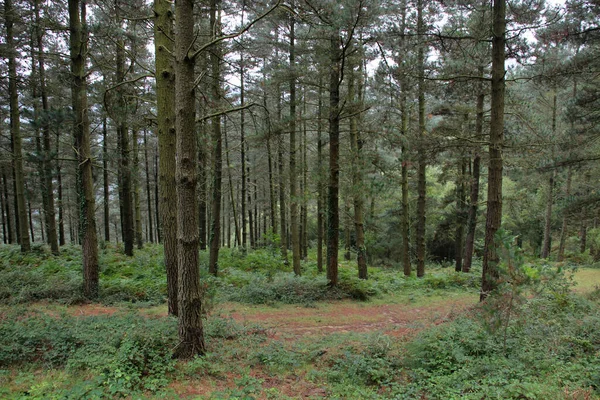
[173, 0, 205, 359]
[327, 29, 341, 286]
[115, 3, 134, 256]
[400, 89, 411, 276]
[69, 0, 99, 298]
[208, 0, 222, 276]
[278, 100, 288, 263]
[154, 0, 178, 315]
[481, 0, 506, 301]
[541, 92, 558, 259]
[6, 0, 30, 253]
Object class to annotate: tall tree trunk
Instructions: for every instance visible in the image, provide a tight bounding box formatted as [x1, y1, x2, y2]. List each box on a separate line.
[133, 129, 143, 249]
[349, 61, 367, 279]
[198, 121, 208, 250]
[6, 0, 30, 252]
[278, 96, 288, 263]
[57, 145, 65, 246]
[154, 152, 161, 243]
[241, 53, 248, 249]
[317, 78, 324, 273]
[143, 129, 154, 243]
[102, 117, 111, 242]
[481, 0, 506, 301]
[115, 3, 134, 256]
[327, 29, 341, 286]
[27, 195, 35, 243]
[154, 0, 178, 315]
[400, 86, 411, 276]
[208, 0, 222, 276]
[248, 167, 255, 248]
[541, 91, 558, 259]
[289, 11, 301, 275]
[34, 0, 59, 254]
[69, 0, 99, 298]
[173, 0, 205, 359]
[0, 172, 6, 244]
[416, 0, 426, 278]
[224, 127, 240, 246]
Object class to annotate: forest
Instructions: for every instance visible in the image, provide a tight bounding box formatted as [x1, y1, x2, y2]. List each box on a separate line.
[0, 0, 600, 398]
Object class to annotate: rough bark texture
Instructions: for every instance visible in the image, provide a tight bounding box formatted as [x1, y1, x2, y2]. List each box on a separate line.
[481, 0, 506, 301]
[173, 0, 205, 359]
[208, 0, 222, 276]
[6, 0, 30, 253]
[154, 0, 178, 316]
[69, 0, 99, 299]
[327, 30, 341, 286]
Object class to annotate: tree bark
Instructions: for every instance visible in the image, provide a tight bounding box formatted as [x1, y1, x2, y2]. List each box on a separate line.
[481, 0, 506, 301]
[143, 129, 154, 243]
[154, 0, 178, 315]
[455, 156, 467, 272]
[173, 0, 205, 359]
[133, 129, 143, 249]
[208, 0, 222, 276]
[327, 29, 341, 286]
[115, 2, 134, 256]
[69, 0, 99, 299]
[317, 77, 324, 273]
[34, 0, 59, 254]
[6, 0, 30, 252]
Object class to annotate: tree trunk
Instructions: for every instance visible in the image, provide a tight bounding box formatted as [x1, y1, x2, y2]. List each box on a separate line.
[241, 54, 248, 249]
[349, 60, 367, 279]
[416, 0, 426, 278]
[278, 97, 288, 263]
[2, 171, 15, 244]
[69, 0, 99, 298]
[208, 0, 222, 276]
[224, 126, 240, 246]
[173, 0, 205, 359]
[481, 0, 506, 301]
[102, 117, 111, 242]
[143, 129, 154, 243]
[541, 91, 558, 259]
[289, 12, 301, 276]
[317, 78, 324, 273]
[327, 29, 341, 286]
[115, 2, 134, 256]
[400, 86, 411, 276]
[6, 0, 30, 252]
[133, 129, 143, 249]
[154, 0, 178, 315]
[34, 0, 59, 254]
[198, 121, 208, 250]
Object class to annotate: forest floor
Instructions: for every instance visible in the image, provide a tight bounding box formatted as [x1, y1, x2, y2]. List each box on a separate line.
[3, 266, 600, 399]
